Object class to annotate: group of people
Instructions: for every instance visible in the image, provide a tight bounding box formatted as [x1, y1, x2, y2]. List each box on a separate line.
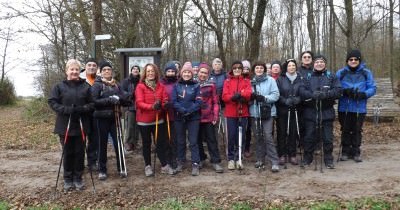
[48, 49, 376, 192]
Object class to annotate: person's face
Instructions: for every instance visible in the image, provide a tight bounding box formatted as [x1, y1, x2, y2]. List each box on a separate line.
[254, 65, 265, 76]
[145, 65, 156, 80]
[197, 68, 209, 82]
[302, 53, 312, 65]
[243, 67, 250, 75]
[66, 64, 80, 81]
[101, 67, 113, 80]
[213, 62, 222, 73]
[266, 64, 271, 75]
[271, 64, 281, 74]
[193, 66, 199, 75]
[232, 64, 243, 76]
[85, 62, 97, 74]
[347, 57, 360, 68]
[287, 62, 297, 74]
[313, 59, 326, 71]
[181, 70, 193, 81]
[165, 69, 176, 77]
[131, 67, 140, 76]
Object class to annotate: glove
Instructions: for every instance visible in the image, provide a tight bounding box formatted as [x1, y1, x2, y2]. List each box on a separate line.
[74, 105, 85, 113]
[152, 101, 161, 110]
[292, 96, 301, 105]
[285, 97, 294, 106]
[343, 88, 354, 97]
[63, 106, 75, 114]
[163, 101, 173, 109]
[255, 94, 265, 103]
[231, 93, 241, 102]
[183, 112, 192, 117]
[250, 92, 257, 101]
[355, 91, 367, 99]
[109, 95, 120, 105]
[312, 91, 326, 100]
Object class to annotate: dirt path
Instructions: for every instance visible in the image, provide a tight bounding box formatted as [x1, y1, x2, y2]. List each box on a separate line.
[0, 103, 399, 208]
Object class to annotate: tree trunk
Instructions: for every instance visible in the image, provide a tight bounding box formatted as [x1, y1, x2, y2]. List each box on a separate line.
[306, 0, 316, 53]
[344, 0, 353, 50]
[92, 0, 102, 60]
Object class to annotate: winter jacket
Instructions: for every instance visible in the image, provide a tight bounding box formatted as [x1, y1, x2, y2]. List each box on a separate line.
[120, 74, 140, 111]
[48, 79, 94, 136]
[249, 74, 280, 118]
[209, 70, 227, 98]
[298, 65, 313, 78]
[336, 62, 376, 114]
[222, 72, 252, 118]
[171, 79, 202, 121]
[276, 73, 304, 115]
[91, 77, 125, 119]
[135, 81, 168, 124]
[199, 80, 219, 123]
[299, 69, 342, 121]
[160, 77, 178, 121]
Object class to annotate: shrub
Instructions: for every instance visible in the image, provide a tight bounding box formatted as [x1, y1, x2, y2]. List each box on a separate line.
[0, 77, 17, 106]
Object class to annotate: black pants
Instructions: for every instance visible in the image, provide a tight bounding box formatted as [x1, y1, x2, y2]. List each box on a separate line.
[96, 118, 126, 174]
[338, 112, 365, 157]
[276, 111, 299, 157]
[86, 118, 98, 167]
[303, 119, 334, 164]
[59, 135, 85, 183]
[139, 123, 170, 167]
[198, 122, 222, 163]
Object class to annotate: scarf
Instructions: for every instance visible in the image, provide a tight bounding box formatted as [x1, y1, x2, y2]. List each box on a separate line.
[101, 78, 116, 86]
[255, 74, 267, 83]
[144, 79, 157, 91]
[286, 72, 297, 82]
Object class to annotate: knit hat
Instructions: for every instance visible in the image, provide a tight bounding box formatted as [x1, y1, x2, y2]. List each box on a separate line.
[180, 61, 193, 75]
[242, 60, 251, 69]
[313, 55, 327, 63]
[164, 63, 177, 73]
[99, 61, 112, 71]
[346, 49, 362, 62]
[198, 62, 210, 72]
[192, 62, 200, 68]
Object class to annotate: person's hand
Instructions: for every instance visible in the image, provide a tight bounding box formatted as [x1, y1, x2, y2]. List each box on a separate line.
[292, 96, 301, 105]
[152, 101, 161, 110]
[64, 106, 75, 114]
[355, 91, 367, 99]
[312, 91, 324, 100]
[109, 95, 120, 105]
[231, 92, 241, 102]
[255, 94, 265, 103]
[343, 88, 354, 97]
[285, 97, 294, 106]
[250, 92, 257, 101]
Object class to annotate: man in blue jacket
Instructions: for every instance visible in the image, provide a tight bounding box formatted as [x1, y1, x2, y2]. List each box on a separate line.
[336, 50, 376, 162]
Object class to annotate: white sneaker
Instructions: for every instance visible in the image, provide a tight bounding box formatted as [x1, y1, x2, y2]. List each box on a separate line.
[228, 160, 235, 170]
[145, 165, 154, 177]
[271, 165, 280, 172]
[161, 164, 176, 175]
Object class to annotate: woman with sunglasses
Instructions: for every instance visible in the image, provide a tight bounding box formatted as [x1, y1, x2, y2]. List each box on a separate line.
[298, 51, 314, 77]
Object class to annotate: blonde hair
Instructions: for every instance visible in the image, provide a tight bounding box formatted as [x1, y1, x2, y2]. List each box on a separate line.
[65, 59, 82, 71]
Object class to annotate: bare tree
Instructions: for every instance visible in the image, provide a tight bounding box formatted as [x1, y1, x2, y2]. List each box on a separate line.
[306, 0, 316, 52]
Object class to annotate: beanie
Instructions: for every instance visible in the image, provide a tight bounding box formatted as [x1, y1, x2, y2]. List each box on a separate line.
[313, 55, 327, 63]
[242, 60, 251, 69]
[192, 62, 200, 68]
[346, 49, 362, 62]
[198, 62, 210, 72]
[99, 61, 112, 71]
[180, 61, 193, 75]
[164, 63, 177, 73]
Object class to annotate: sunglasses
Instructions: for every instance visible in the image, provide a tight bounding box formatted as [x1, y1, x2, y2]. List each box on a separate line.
[348, 58, 359, 62]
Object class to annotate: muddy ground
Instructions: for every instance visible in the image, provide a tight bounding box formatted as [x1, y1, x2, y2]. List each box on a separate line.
[0, 104, 399, 209]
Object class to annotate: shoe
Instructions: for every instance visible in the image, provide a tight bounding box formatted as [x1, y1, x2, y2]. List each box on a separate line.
[236, 161, 243, 170]
[176, 161, 184, 172]
[124, 143, 134, 154]
[227, 160, 235, 170]
[271, 165, 280, 172]
[98, 172, 107, 181]
[63, 181, 73, 191]
[278, 156, 286, 165]
[254, 161, 265, 169]
[73, 180, 85, 191]
[213, 163, 224, 173]
[340, 154, 349, 161]
[191, 163, 200, 176]
[354, 155, 363, 163]
[145, 165, 154, 177]
[120, 171, 127, 178]
[244, 151, 251, 158]
[289, 156, 298, 165]
[326, 163, 335, 169]
[161, 164, 176, 175]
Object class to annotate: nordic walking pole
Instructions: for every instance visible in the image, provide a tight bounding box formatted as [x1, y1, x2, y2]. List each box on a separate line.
[55, 114, 71, 194]
[79, 118, 95, 193]
[318, 99, 324, 173]
[294, 107, 303, 168]
[284, 107, 291, 170]
[166, 112, 171, 144]
[153, 111, 159, 177]
[115, 105, 127, 177]
[237, 103, 243, 171]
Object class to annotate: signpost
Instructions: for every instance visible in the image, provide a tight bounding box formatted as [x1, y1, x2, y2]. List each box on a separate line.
[92, 34, 112, 59]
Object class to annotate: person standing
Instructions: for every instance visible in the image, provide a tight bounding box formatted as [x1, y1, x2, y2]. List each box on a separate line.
[270, 60, 282, 80]
[172, 62, 202, 176]
[299, 55, 342, 169]
[121, 65, 141, 153]
[91, 61, 127, 180]
[135, 63, 175, 177]
[48, 59, 94, 191]
[276, 59, 303, 166]
[242, 60, 253, 158]
[222, 61, 252, 170]
[249, 61, 280, 172]
[197, 62, 224, 173]
[209, 58, 227, 104]
[298, 51, 314, 77]
[336, 49, 376, 162]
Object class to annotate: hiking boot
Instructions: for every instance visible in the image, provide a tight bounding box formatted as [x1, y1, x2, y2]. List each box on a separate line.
[340, 154, 349, 161]
[98, 172, 107, 181]
[227, 160, 236, 170]
[254, 161, 265, 169]
[326, 163, 335, 169]
[191, 163, 200, 176]
[213, 163, 224, 173]
[278, 156, 287, 165]
[271, 165, 280, 172]
[289, 156, 298, 165]
[73, 180, 85, 191]
[145, 165, 154, 177]
[63, 181, 73, 192]
[161, 164, 176, 175]
[120, 171, 127, 178]
[354, 155, 363, 163]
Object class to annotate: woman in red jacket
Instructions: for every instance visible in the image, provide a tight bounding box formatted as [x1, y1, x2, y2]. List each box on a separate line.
[135, 63, 175, 177]
[222, 61, 252, 170]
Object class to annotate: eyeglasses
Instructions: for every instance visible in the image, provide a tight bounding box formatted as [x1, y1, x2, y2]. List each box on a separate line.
[302, 56, 311, 59]
[348, 58, 359, 62]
